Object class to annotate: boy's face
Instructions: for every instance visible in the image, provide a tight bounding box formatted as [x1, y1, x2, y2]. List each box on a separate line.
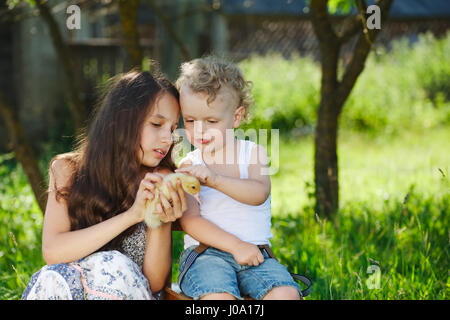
[180, 84, 245, 153]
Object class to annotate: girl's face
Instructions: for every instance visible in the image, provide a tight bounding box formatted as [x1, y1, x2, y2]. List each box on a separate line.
[179, 84, 245, 154]
[139, 92, 180, 167]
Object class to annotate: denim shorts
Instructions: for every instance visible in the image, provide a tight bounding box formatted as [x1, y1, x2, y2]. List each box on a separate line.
[178, 246, 302, 300]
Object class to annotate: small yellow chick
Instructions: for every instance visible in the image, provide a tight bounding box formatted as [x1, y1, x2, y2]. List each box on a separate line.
[144, 173, 200, 229]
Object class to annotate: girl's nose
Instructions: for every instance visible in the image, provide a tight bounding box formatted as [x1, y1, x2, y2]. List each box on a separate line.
[161, 128, 173, 145]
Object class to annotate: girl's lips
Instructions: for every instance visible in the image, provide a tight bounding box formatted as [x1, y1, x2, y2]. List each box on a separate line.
[153, 149, 166, 158]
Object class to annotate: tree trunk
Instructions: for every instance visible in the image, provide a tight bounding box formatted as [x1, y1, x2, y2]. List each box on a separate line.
[314, 95, 340, 217]
[310, 0, 393, 218]
[35, 0, 86, 131]
[0, 93, 47, 214]
[117, 0, 143, 69]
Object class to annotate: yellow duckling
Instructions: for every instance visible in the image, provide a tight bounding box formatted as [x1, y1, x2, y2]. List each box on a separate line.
[144, 173, 200, 229]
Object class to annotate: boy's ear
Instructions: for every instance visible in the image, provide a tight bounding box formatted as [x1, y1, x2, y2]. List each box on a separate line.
[233, 106, 246, 128]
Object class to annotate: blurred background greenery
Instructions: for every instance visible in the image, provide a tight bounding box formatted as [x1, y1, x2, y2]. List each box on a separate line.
[0, 0, 449, 300]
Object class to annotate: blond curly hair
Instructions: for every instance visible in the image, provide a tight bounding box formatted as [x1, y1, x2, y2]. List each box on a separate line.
[176, 55, 254, 121]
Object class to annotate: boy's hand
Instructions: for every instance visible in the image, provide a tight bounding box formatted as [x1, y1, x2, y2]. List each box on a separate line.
[175, 165, 219, 188]
[230, 241, 264, 267]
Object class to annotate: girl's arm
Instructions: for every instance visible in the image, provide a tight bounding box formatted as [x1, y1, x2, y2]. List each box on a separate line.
[176, 144, 271, 206]
[42, 159, 139, 264]
[179, 194, 264, 266]
[142, 222, 172, 293]
[42, 159, 171, 265]
[141, 168, 188, 292]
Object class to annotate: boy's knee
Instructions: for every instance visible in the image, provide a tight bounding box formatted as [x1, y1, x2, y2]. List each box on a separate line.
[200, 292, 237, 300]
[263, 286, 301, 300]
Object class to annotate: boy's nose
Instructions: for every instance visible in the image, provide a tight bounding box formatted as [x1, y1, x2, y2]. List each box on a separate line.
[193, 121, 204, 135]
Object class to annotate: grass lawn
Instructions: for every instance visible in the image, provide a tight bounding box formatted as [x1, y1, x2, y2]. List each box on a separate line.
[1, 127, 449, 299]
[267, 127, 449, 299]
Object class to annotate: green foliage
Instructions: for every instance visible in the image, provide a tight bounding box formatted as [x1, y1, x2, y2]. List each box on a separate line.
[327, 0, 356, 14]
[239, 32, 450, 137]
[239, 53, 320, 138]
[0, 154, 44, 299]
[341, 32, 450, 135]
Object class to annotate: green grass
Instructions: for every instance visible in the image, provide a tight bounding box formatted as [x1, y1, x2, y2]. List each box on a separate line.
[1, 127, 449, 299]
[268, 127, 449, 299]
[0, 153, 44, 300]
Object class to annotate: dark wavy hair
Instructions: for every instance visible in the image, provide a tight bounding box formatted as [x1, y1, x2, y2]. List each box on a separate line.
[50, 70, 179, 250]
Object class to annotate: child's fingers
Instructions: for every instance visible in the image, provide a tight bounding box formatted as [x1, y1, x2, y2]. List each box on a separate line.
[166, 182, 182, 219]
[159, 191, 176, 222]
[144, 190, 154, 201]
[177, 179, 188, 212]
[175, 166, 192, 173]
[140, 179, 155, 192]
[257, 252, 264, 265]
[144, 172, 163, 184]
[159, 191, 171, 209]
[155, 203, 166, 221]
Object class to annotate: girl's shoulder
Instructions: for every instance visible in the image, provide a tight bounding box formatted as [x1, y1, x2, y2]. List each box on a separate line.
[49, 153, 78, 191]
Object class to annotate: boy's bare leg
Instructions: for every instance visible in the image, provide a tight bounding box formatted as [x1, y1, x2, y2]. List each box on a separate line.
[200, 293, 237, 300]
[262, 286, 301, 300]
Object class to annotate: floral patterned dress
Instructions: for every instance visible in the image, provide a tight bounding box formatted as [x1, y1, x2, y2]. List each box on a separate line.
[22, 223, 155, 300]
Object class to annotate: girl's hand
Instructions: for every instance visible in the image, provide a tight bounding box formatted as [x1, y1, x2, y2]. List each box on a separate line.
[175, 165, 218, 188]
[230, 241, 264, 267]
[127, 172, 163, 224]
[156, 178, 188, 224]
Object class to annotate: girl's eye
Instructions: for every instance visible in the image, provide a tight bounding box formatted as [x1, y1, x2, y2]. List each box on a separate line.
[185, 120, 194, 123]
[208, 120, 217, 123]
[151, 123, 161, 127]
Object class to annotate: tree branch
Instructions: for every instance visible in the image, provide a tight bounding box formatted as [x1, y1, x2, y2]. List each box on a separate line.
[337, 13, 363, 43]
[335, 0, 393, 108]
[148, 0, 191, 61]
[35, 0, 86, 130]
[117, 0, 143, 68]
[310, 0, 341, 95]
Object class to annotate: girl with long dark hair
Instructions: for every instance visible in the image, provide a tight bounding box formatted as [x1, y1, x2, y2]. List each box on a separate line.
[22, 70, 190, 299]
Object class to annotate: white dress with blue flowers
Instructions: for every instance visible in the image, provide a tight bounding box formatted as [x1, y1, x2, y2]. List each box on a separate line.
[22, 223, 154, 300]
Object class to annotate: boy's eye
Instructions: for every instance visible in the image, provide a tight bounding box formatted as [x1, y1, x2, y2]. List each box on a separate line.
[185, 119, 194, 123]
[208, 120, 218, 123]
[152, 123, 161, 127]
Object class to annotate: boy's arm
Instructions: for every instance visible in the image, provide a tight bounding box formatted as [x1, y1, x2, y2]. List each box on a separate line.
[176, 144, 271, 206]
[180, 194, 264, 266]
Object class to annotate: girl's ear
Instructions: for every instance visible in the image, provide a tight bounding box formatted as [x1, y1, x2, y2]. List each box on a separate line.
[233, 106, 246, 128]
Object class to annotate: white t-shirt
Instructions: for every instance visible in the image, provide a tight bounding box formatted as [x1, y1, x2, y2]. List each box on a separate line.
[181, 139, 273, 249]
